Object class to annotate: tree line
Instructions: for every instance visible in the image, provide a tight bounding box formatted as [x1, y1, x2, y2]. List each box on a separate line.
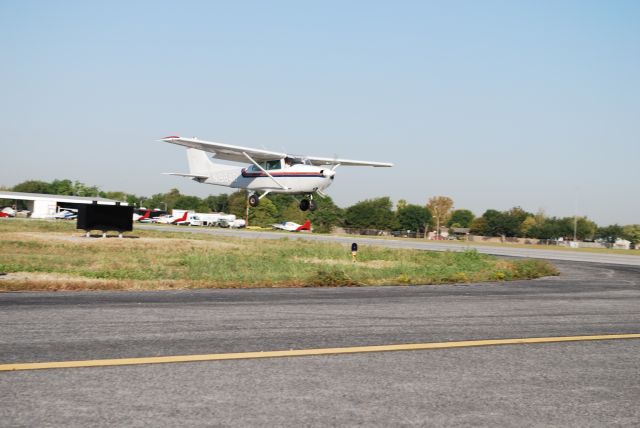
[3, 179, 638, 242]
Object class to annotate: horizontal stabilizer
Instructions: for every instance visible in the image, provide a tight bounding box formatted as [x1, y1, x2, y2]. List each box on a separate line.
[163, 172, 209, 179]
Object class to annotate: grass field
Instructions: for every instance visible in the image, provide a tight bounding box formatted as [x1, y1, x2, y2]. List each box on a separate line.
[0, 219, 559, 291]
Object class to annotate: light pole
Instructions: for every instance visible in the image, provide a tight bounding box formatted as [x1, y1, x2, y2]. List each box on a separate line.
[433, 206, 439, 239]
[573, 187, 578, 244]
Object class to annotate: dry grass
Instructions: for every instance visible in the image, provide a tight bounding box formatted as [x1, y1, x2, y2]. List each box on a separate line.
[0, 219, 559, 291]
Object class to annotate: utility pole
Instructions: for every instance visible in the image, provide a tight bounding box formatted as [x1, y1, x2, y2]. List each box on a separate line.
[573, 187, 578, 243]
[245, 192, 250, 227]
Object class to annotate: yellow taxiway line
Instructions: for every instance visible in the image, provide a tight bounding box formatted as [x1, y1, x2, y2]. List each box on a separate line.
[2, 334, 640, 372]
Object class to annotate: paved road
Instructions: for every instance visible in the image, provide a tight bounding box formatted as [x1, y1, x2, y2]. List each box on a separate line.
[1, 261, 639, 426]
[137, 224, 640, 266]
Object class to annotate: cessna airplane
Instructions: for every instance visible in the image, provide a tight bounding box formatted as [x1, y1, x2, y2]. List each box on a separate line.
[162, 136, 393, 211]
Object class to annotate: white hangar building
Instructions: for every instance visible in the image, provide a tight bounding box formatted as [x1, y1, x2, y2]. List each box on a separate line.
[0, 191, 128, 219]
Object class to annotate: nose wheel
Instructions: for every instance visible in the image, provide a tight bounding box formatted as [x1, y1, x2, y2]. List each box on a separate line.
[299, 198, 317, 212]
[248, 194, 260, 207]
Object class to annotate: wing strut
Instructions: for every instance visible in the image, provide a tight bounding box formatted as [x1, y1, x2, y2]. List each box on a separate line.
[242, 152, 289, 191]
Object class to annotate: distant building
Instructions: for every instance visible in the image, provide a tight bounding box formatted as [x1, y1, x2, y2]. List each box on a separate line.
[448, 227, 470, 240]
[0, 191, 128, 219]
[613, 238, 632, 250]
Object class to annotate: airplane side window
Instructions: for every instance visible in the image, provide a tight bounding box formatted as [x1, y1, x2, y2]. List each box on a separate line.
[266, 160, 281, 170]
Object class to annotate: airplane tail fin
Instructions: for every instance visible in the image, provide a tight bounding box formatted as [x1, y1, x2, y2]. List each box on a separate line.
[164, 147, 240, 186]
[297, 220, 312, 231]
[171, 211, 189, 224]
[186, 148, 214, 176]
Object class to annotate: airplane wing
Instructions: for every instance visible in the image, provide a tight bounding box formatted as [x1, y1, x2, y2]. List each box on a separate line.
[162, 136, 286, 163]
[162, 136, 393, 167]
[303, 156, 393, 167]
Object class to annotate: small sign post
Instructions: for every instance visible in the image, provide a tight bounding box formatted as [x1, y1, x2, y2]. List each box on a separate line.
[351, 242, 358, 263]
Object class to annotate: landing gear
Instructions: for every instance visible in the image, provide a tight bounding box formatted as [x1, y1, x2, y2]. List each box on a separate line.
[299, 197, 317, 212]
[248, 194, 260, 207]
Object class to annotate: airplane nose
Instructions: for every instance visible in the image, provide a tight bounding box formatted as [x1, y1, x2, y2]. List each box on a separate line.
[321, 169, 335, 179]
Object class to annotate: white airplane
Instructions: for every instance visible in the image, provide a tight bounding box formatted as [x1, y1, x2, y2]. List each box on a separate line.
[133, 209, 152, 222]
[1, 207, 16, 218]
[54, 208, 77, 220]
[156, 211, 189, 225]
[272, 219, 312, 232]
[162, 136, 393, 211]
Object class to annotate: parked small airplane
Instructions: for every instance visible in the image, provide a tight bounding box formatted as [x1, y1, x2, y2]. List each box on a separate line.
[272, 219, 312, 232]
[162, 136, 393, 212]
[0, 207, 16, 218]
[133, 209, 152, 222]
[156, 211, 189, 225]
[54, 208, 77, 220]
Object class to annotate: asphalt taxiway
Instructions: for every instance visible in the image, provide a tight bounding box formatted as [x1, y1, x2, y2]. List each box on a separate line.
[1, 260, 639, 426]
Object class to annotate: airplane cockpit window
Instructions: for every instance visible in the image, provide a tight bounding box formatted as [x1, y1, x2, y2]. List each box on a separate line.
[265, 160, 281, 170]
[249, 160, 282, 171]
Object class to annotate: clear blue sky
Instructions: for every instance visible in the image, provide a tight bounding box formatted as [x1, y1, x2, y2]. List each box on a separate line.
[1, 1, 638, 224]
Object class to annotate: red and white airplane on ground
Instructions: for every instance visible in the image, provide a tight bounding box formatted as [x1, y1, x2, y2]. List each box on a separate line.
[156, 211, 189, 225]
[133, 209, 152, 222]
[162, 136, 393, 212]
[272, 219, 312, 232]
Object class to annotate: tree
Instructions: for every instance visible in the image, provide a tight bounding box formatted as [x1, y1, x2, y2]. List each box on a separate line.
[470, 217, 488, 235]
[396, 199, 408, 211]
[268, 194, 297, 219]
[397, 204, 432, 233]
[575, 217, 597, 240]
[248, 198, 278, 227]
[163, 188, 182, 212]
[228, 191, 248, 218]
[204, 194, 229, 213]
[596, 224, 625, 243]
[145, 192, 169, 210]
[12, 180, 53, 194]
[427, 196, 454, 235]
[344, 197, 396, 230]
[447, 209, 474, 228]
[280, 200, 307, 225]
[102, 191, 127, 202]
[308, 196, 343, 233]
[478, 207, 532, 237]
[174, 195, 208, 212]
[125, 194, 143, 208]
[520, 210, 546, 237]
[50, 179, 74, 195]
[622, 225, 640, 244]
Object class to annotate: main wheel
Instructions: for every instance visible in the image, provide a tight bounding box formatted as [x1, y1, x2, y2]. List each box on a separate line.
[299, 199, 310, 211]
[308, 200, 317, 211]
[248, 194, 260, 207]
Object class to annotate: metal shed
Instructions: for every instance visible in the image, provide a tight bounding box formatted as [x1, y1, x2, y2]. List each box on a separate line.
[0, 191, 128, 219]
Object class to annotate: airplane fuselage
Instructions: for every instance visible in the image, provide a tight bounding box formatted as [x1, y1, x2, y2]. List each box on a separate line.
[202, 162, 335, 195]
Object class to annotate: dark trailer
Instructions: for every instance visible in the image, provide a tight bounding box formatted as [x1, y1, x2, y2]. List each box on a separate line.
[77, 202, 133, 238]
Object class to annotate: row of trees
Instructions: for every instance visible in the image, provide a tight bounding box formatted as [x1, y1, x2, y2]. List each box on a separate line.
[3, 180, 638, 242]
